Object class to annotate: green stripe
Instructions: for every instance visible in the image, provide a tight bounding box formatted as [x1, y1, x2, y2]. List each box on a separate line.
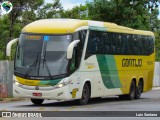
[105, 56, 122, 88]
[39, 79, 62, 86]
[96, 55, 114, 88]
[96, 55, 122, 89]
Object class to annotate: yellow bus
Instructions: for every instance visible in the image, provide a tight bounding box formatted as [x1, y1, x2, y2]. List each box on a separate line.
[7, 19, 155, 105]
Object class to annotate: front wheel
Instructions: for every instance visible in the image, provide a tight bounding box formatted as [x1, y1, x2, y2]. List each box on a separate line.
[31, 99, 44, 105]
[77, 83, 90, 105]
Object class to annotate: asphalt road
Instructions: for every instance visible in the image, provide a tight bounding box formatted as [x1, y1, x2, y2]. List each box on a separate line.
[0, 89, 160, 119]
[1, 89, 160, 111]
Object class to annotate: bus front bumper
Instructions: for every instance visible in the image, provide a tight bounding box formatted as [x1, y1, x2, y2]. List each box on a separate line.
[13, 84, 73, 100]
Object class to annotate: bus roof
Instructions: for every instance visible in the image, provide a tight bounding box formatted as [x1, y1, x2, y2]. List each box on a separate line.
[22, 19, 154, 36]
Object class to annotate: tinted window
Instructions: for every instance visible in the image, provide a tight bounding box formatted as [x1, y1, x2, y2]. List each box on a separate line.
[86, 30, 154, 56]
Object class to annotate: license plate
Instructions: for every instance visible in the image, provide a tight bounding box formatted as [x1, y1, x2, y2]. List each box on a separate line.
[33, 93, 42, 97]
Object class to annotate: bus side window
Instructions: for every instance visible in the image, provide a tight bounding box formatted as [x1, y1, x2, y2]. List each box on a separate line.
[70, 30, 87, 71]
[115, 33, 121, 54]
[87, 31, 97, 54]
[147, 36, 153, 55]
[70, 48, 77, 71]
[144, 36, 148, 55]
[97, 32, 103, 53]
[140, 36, 145, 55]
[133, 35, 138, 55]
[103, 32, 110, 54]
[121, 34, 128, 54]
[79, 30, 87, 48]
[137, 35, 141, 55]
[79, 30, 87, 59]
[110, 33, 116, 54]
[127, 34, 132, 54]
[150, 36, 154, 54]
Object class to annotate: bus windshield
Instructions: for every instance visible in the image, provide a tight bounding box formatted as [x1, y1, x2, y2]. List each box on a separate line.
[15, 34, 72, 79]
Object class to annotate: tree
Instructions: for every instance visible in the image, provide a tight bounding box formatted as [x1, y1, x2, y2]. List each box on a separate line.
[87, 0, 159, 30]
[0, 0, 63, 59]
[1, 0, 160, 60]
[60, 5, 88, 19]
[36, 0, 62, 19]
[152, 10, 160, 61]
[0, 0, 44, 59]
[155, 32, 160, 61]
[0, 15, 10, 59]
[86, 0, 160, 60]
[8, 0, 44, 40]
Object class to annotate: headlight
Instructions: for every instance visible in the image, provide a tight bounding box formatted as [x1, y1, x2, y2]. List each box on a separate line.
[58, 83, 64, 88]
[55, 80, 72, 88]
[15, 81, 19, 86]
[13, 80, 22, 87]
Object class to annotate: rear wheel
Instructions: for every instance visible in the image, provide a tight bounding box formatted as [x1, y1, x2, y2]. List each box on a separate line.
[31, 99, 44, 105]
[119, 95, 127, 100]
[77, 83, 90, 105]
[119, 80, 136, 100]
[135, 81, 143, 99]
[126, 80, 136, 100]
[90, 97, 101, 102]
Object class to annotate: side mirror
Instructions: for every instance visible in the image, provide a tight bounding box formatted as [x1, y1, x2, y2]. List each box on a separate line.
[67, 40, 80, 59]
[6, 38, 18, 57]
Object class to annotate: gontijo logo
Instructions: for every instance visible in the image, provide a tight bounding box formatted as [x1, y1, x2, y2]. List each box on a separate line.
[1, 1, 13, 14]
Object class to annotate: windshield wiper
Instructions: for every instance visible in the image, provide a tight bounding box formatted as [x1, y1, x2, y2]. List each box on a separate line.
[43, 57, 53, 80]
[41, 49, 53, 79]
[24, 52, 39, 78]
[41, 41, 53, 80]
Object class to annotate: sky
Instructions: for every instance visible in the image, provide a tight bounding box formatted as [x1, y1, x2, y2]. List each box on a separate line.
[45, 0, 90, 10]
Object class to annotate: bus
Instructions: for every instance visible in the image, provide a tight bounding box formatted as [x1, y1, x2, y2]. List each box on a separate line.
[6, 19, 155, 105]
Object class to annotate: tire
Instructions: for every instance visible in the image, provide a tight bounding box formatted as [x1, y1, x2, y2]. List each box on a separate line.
[135, 81, 143, 99]
[119, 95, 127, 100]
[126, 80, 136, 100]
[31, 99, 44, 105]
[119, 81, 136, 100]
[90, 97, 101, 102]
[77, 83, 90, 105]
